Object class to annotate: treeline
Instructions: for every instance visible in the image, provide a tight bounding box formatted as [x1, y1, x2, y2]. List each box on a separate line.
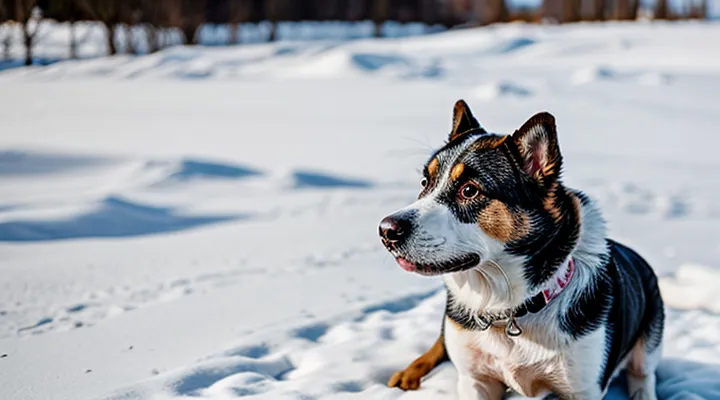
[0, 0, 710, 66]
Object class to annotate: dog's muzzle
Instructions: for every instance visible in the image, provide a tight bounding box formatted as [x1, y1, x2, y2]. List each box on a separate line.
[378, 214, 412, 249]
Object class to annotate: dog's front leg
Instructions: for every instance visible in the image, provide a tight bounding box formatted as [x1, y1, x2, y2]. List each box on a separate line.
[388, 334, 448, 390]
[457, 374, 505, 400]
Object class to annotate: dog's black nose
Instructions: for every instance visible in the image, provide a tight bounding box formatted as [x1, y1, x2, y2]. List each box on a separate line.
[379, 216, 411, 243]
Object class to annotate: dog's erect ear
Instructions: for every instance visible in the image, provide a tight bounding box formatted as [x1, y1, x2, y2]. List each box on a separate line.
[449, 99, 484, 142]
[511, 112, 562, 187]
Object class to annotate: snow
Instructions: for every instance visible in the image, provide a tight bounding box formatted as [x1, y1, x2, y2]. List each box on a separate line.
[1, 22, 720, 400]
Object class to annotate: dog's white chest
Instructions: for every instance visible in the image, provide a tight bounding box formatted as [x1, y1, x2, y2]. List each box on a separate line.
[444, 318, 571, 398]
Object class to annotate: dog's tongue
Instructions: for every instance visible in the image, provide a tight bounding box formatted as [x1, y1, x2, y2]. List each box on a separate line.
[396, 257, 417, 272]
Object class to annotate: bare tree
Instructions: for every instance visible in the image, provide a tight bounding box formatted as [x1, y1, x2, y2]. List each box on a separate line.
[699, 0, 708, 19]
[564, 0, 582, 22]
[610, 0, 637, 20]
[45, 0, 90, 59]
[418, 0, 440, 26]
[0, 0, 11, 62]
[138, 0, 162, 53]
[122, 23, 133, 53]
[136, 0, 184, 52]
[346, 0, 371, 23]
[76, 0, 122, 54]
[592, 0, 606, 20]
[180, 0, 205, 45]
[655, 0, 669, 19]
[161, 0, 205, 45]
[689, 0, 708, 19]
[371, 0, 389, 37]
[67, 4, 81, 58]
[473, 0, 509, 25]
[13, 0, 43, 66]
[629, 0, 640, 20]
[228, 0, 261, 44]
[264, 0, 298, 41]
[144, 23, 157, 52]
[121, 1, 141, 54]
[542, 0, 562, 22]
[494, 0, 510, 24]
[619, 0, 629, 19]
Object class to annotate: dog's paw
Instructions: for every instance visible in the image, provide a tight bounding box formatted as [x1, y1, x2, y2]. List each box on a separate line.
[387, 368, 423, 390]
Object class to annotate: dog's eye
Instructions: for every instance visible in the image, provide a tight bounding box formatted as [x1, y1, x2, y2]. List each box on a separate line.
[459, 182, 480, 200]
[420, 177, 428, 188]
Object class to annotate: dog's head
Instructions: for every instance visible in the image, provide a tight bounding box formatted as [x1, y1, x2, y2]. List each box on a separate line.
[379, 100, 579, 292]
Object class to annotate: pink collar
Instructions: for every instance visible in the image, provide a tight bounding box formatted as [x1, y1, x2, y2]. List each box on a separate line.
[467, 257, 577, 337]
[542, 257, 575, 304]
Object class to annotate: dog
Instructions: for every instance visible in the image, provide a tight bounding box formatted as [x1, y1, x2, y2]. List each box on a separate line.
[378, 100, 664, 399]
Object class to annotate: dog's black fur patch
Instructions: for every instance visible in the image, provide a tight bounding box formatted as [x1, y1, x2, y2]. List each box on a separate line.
[598, 240, 664, 388]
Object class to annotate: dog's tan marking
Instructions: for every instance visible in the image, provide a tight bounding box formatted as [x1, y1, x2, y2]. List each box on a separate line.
[478, 200, 514, 242]
[469, 135, 508, 151]
[450, 163, 465, 181]
[627, 338, 646, 378]
[387, 334, 447, 391]
[542, 161, 558, 178]
[514, 211, 531, 239]
[544, 183, 563, 222]
[427, 158, 439, 179]
[478, 201, 529, 243]
[448, 317, 466, 331]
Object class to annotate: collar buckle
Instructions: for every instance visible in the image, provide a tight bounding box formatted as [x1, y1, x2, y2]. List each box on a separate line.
[472, 257, 575, 338]
[505, 316, 522, 337]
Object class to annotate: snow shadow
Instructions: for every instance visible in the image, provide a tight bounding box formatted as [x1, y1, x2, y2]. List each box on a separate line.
[0, 150, 114, 176]
[0, 196, 245, 242]
[361, 289, 440, 315]
[169, 356, 295, 396]
[604, 358, 720, 400]
[169, 159, 262, 180]
[351, 53, 408, 71]
[293, 322, 330, 342]
[475, 81, 533, 101]
[154, 158, 264, 185]
[290, 170, 373, 189]
[487, 37, 537, 54]
[0, 58, 63, 72]
[350, 52, 444, 79]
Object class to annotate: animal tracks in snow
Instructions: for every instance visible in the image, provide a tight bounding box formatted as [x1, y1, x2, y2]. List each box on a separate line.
[571, 65, 673, 86]
[5, 267, 253, 338]
[582, 180, 708, 221]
